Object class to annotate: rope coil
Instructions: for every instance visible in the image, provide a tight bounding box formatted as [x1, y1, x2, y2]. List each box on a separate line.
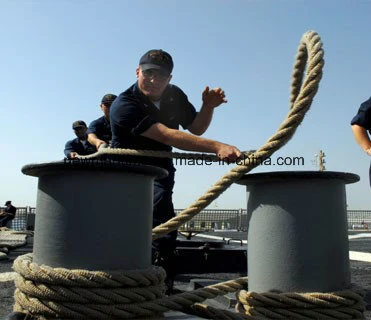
[236, 289, 365, 319]
[13, 254, 166, 319]
[13, 254, 250, 319]
[13, 254, 365, 319]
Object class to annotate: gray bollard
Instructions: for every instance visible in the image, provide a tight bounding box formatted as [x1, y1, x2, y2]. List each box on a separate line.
[22, 160, 167, 271]
[237, 171, 359, 293]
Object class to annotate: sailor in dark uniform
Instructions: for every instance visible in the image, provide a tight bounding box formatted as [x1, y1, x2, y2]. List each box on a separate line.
[87, 94, 117, 150]
[64, 120, 96, 159]
[351, 97, 371, 186]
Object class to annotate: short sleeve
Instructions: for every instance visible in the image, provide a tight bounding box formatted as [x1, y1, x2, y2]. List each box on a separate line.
[171, 87, 197, 129]
[87, 119, 99, 135]
[351, 97, 371, 130]
[64, 140, 74, 158]
[111, 97, 157, 136]
[180, 103, 197, 130]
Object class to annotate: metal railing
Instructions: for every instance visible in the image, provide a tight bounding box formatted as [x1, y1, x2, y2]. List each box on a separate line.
[347, 210, 370, 230]
[1, 207, 370, 231]
[175, 209, 247, 232]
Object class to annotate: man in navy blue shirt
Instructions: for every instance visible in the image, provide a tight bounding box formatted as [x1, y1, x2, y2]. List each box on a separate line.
[88, 94, 117, 149]
[110, 49, 241, 293]
[351, 97, 371, 186]
[64, 121, 96, 159]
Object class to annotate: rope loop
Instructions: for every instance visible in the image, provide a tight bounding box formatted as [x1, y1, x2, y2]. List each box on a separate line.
[13, 255, 365, 319]
[13, 254, 250, 319]
[236, 287, 365, 319]
[13, 254, 167, 319]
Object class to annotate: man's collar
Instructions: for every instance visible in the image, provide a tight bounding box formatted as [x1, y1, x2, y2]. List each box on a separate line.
[78, 135, 88, 142]
[133, 81, 171, 102]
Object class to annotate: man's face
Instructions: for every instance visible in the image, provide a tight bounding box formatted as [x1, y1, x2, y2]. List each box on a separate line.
[74, 126, 87, 139]
[136, 67, 172, 100]
[100, 103, 111, 119]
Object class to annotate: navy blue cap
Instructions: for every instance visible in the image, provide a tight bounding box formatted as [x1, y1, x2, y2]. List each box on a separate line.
[72, 120, 87, 129]
[139, 49, 173, 74]
[101, 93, 117, 105]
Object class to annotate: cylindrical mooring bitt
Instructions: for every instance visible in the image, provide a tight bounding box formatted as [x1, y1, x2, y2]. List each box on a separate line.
[22, 160, 167, 271]
[236, 171, 359, 293]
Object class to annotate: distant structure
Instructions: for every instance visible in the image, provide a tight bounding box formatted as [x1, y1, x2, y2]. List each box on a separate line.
[312, 150, 326, 171]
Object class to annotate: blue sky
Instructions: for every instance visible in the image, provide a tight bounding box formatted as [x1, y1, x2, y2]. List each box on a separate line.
[1, 0, 370, 209]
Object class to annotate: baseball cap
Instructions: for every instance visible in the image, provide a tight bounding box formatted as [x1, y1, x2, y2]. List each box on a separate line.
[101, 94, 117, 105]
[5, 201, 11, 206]
[139, 49, 173, 74]
[72, 120, 87, 129]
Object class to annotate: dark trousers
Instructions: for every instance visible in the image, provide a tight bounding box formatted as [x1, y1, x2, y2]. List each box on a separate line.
[0, 214, 14, 227]
[152, 169, 177, 278]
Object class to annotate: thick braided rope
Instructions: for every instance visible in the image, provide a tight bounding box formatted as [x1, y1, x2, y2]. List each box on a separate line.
[13, 254, 251, 319]
[151, 30, 324, 239]
[236, 288, 365, 319]
[13, 254, 365, 319]
[13, 254, 166, 318]
[79, 148, 254, 162]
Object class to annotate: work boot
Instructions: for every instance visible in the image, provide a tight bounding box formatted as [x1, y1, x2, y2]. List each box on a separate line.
[153, 252, 177, 295]
[164, 275, 174, 295]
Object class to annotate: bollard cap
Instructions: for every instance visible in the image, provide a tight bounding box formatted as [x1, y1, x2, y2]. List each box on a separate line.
[236, 171, 360, 187]
[21, 159, 168, 179]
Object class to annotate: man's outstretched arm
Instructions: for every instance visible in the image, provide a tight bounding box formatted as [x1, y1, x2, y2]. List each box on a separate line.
[142, 122, 241, 161]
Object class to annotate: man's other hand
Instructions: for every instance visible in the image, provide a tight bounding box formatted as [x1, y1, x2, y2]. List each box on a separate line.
[202, 86, 227, 109]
